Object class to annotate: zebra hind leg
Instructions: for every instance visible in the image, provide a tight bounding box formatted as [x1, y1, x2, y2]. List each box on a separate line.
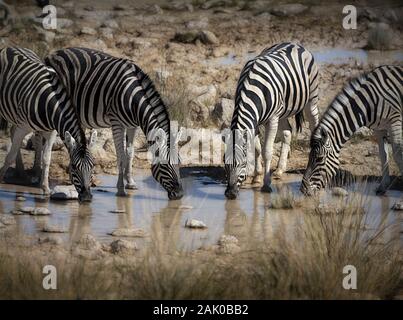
[0, 127, 30, 182]
[124, 127, 138, 190]
[273, 119, 292, 179]
[389, 122, 403, 180]
[252, 135, 263, 184]
[39, 131, 56, 196]
[375, 130, 390, 195]
[261, 119, 279, 193]
[32, 133, 44, 183]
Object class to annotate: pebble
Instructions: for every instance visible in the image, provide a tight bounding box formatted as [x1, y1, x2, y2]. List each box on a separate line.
[20, 206, 35, 214]
[109, 209, 126, 214]
[16, 196, 26, 202]
[108, 228, 147, 238]
[392, 200, 403, 211]
[50, 185, 78, 200]
[30, 207, 51, 216]
[42, 225, 68, 233]
[185, 219, 207, 229]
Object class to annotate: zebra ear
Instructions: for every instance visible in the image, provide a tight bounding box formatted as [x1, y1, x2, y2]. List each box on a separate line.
[64, 131, 76, 152]
[88, 130, 97, 149]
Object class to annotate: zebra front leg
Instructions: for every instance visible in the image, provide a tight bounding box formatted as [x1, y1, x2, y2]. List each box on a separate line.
[252, 135, 263, 184]
[111, 123, 128, 197]
[375, 130, 390, 195]
[40, 131, 56, 196]
[261, 119, 279, 193]
[0, 127, 30, 182]
[389, 123, 403, 178]
[32, 133, 43, 184]
[124, 127, 138, 190]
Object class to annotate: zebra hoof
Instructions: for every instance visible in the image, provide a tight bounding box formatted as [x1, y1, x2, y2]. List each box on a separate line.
[375, 187, 387, 196]
[261, 185, 273, 193]
[125, 183, 138, 190]
[272, 170, 284, 179]
[116, 190, 128, 197]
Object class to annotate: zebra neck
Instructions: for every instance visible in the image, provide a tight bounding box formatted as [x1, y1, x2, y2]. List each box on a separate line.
[52, 97, 84, 144]
[321, 102, 367, 153]
[143, 111, 171, 154]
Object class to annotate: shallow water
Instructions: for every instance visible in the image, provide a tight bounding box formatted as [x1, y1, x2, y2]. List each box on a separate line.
[0, 168, 401, 251]
[208, 48, 403, 66]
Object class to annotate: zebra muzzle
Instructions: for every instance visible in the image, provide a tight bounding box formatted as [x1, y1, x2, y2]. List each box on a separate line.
[225, 186, 239, 200]
[78, 189, 93, 202]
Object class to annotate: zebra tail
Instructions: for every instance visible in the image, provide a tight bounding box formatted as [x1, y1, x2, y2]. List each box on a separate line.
[295, 110, 305, 133]
[0, 116, 8, 131]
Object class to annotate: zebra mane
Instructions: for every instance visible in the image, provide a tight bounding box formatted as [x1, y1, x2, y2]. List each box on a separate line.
[137, 69, 170, 133]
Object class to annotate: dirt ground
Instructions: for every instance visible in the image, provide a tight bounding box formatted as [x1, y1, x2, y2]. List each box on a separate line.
[0, 0, 402, 184]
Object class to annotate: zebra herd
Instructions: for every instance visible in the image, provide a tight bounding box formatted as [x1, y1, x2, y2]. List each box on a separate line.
[0, 43, 402, 202]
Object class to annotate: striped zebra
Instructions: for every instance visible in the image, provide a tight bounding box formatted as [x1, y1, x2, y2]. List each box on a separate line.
[225, 42, 319, 199]
[301, 65, 403, 196]
[44, 47, 183, 200]
[0, 47, 94, 201]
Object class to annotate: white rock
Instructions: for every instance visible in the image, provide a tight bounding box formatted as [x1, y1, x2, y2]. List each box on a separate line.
[108, 228, 147, 237]
[16, 196, 26, 202]
[51, 185, 78, 200]
[42, 225, 67, 233]
[102, 19, 119, 29]
[198, 30, 219, 45]
[332, 187, 349, 197]
[392, 201, 403, 211]
[185, 219, 207, 229]
[31, 207, 51, 216]
[20, 206, 35, 214]
[80, 27, 97, 35]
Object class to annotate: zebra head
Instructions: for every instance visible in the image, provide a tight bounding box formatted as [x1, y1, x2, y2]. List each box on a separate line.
[224, 129, 249, 199]
[149, 128, 183, 200]
[65, 131, 95, 202]
[301, 127, 339, 196]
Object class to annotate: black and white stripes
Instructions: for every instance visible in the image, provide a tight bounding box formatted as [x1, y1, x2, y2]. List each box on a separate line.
[0, 47, 94, 201]
[44, 47, 183, 199]
[225, 42, 319, 199]
[301, 65, 403, 195]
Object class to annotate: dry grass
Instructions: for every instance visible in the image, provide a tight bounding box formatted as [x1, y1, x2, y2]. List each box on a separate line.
[268, 187, 300, 209]
[0, 193, 401, 300]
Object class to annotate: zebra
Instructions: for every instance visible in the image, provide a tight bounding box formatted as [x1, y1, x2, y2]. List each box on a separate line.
[0, 47, 95, 202]
[44, 47, 183, 200]
[224, 42, 320, 199]
[301, 65, 403, 196]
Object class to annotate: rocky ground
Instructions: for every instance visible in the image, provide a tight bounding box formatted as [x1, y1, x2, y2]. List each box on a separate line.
[0, 0, 402, 184]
